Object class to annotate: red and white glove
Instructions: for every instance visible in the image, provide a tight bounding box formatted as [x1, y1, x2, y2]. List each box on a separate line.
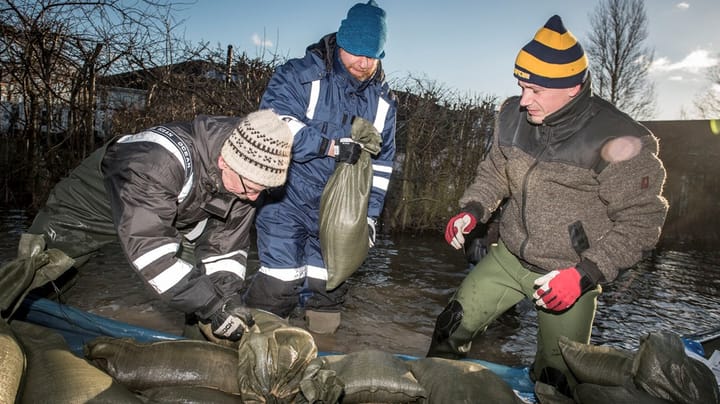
[444, 213, 477, 250]
[533, 267, 583, 311]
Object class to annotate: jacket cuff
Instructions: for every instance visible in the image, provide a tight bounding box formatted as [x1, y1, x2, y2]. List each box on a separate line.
[576, 258, 605, 289]
[195, 294, 224, 320]
[462, 202, 484, 222]
[319, 137, 331, 156]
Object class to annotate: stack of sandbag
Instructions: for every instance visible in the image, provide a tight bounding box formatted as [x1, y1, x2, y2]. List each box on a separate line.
[300, 350, 527, 404]
[535, 332, 720, 404]
[10, 320, 144, 403]
[6, 307, 531, 404]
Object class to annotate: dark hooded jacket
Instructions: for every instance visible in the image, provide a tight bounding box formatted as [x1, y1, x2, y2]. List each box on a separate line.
[35, 115, 254, 318]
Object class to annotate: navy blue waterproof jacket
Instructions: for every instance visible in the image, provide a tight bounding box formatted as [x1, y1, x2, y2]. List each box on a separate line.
[259, 33, 397, 220]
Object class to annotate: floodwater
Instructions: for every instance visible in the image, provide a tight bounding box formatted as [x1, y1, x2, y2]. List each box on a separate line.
[2, 208, 719, 366]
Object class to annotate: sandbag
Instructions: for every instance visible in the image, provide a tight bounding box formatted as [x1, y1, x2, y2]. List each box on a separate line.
[0, 241, 74, 319]
[11, 320, 141, 403]
[84, 336, 240, 394]
[633, 331, 720, 404]
[303, 350, 426, 403]
[558, 335, 634, 386]
[319, 118, 382, 290]
[237, 322, 317, 403]
[573, 383, 675, 404]
[534, 381, 575, 404]
[138, 386, 242, 403]
[299, 367, 344, 404]
[0, 319, 25, 404]
[408, 357, 524, 404]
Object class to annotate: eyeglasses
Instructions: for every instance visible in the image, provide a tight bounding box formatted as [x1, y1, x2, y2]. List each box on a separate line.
[239, 175, 263, 196]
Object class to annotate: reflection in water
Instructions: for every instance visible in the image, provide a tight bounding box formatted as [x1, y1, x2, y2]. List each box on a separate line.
[1, 209, 719, 366]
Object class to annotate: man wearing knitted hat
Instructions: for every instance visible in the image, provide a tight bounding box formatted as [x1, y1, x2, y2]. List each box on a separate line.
[17, 110, 293, 342]
[428, 15, 668, 395]
[244, 0, 396, 335]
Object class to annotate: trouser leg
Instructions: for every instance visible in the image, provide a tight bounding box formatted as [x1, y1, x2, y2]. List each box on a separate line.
[427, 241, 528, 358]
[27, 208, 116, 261]
[303, 239, 345, 334]
[533, 284, 600, 393]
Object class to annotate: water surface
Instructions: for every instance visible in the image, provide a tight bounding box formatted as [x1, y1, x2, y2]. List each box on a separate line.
[2, 208, 718, 365]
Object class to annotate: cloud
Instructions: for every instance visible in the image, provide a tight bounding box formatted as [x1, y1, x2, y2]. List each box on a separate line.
[676, 2, 690, 10]
[669, 76, 684, 81]
[252, 33, 273, 48]
[650, 49, 719, 75]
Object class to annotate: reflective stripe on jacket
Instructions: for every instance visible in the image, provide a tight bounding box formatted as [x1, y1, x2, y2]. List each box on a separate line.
[101, 115, 254, 317]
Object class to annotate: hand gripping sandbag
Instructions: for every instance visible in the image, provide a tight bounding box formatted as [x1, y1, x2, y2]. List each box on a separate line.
[319, 117, 382, 290]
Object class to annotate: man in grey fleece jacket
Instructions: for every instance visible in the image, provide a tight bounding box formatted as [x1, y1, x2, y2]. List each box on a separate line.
[426, 15, 668, 396]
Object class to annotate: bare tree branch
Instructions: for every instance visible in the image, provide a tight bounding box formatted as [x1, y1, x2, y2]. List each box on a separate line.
[586, 0, 656, 119]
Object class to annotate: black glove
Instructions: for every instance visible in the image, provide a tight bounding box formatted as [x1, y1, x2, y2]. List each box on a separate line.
[334, 138, 362, 164]
[207, 295, 255, 341]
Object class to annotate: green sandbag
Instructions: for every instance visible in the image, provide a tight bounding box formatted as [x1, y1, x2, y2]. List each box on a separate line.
[11, 320, 142, 403]
[633, 331, 720, 404]
[85, 336, 240, 394]
[138, 386, 242, 403]
[320, 118, 382, 291]
[299, 367, 344, 404]
[534, 382, 576, 404]
[409, 357, 525, 404]
[574, 383, 675, 404]
[0, 319, 25, 404]
[303, 350, 426, 404]
[0, 238, 74, 319]
[557, 335, 634, 386]
[237, 323, 317, 403]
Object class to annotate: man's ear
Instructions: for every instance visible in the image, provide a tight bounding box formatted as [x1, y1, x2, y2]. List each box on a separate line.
[568, 84, 582, 98]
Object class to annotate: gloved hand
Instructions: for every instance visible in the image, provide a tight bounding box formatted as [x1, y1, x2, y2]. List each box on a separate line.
[206, 295, 255, 341]
[334, 138, 362, 164]
[444, 212, 477, 250]
[533, 267, 585, 311]
[367, 217, 376, 248]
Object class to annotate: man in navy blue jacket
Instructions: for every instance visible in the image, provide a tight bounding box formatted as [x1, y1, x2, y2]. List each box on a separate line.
[244, 1, 397, 334]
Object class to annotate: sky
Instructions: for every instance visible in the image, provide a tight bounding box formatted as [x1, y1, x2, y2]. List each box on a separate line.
[175, 1, 719, 121]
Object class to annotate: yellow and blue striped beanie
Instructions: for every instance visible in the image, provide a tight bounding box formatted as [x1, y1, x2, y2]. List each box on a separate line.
[514, 15, 588, 88]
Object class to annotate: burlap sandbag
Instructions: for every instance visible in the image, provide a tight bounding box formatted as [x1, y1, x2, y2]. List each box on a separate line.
[573, 383, 676, 404]
[408, 357, 525, 404]
[319, 118, 382, 290]
[299, 366, 344, 404]
[138, 385, 242, 403]
[85, 336, 240, 394]
[237, 322, 317, 403]
[557, 335, 635, 386]
[632, 331, 720, 404]
[0, 318, 25, 404]
[534, 381, 576, 404]
[0, 236, 74, 320]
[11, 320, 142, 403]
[303, 350, 426, 403]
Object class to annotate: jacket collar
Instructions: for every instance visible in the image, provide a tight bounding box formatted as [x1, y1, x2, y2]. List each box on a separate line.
[542, 76, 594, 128]
[307, 33, 385, 89]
